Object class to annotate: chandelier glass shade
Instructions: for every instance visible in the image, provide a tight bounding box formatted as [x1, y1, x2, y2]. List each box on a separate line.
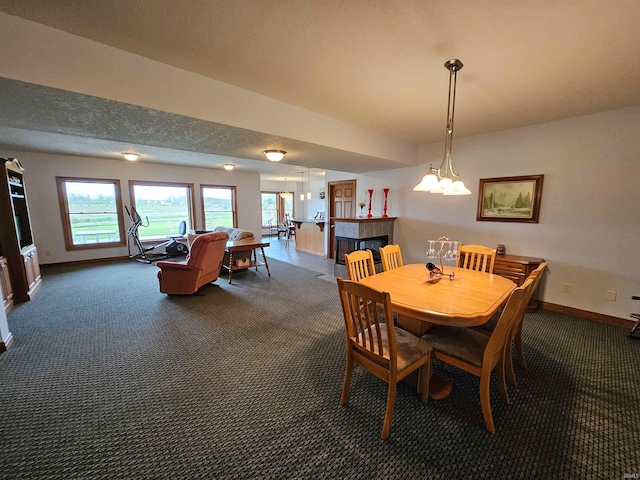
[280, 177, 292, 199]
[414, 59, 471, 195]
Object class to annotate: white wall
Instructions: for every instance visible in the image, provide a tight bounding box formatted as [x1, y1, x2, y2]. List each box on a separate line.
[5, 151, 262, 265]
[326, 106, 640, 319]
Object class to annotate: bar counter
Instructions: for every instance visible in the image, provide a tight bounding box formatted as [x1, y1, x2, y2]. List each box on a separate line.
[290, 218, 326, 256]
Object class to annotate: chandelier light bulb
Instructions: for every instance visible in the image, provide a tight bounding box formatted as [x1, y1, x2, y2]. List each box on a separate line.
[280, 177, 292, 198]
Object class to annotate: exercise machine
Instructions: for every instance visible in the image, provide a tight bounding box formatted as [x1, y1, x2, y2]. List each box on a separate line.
[165, 221, 189, 257]
[125, 206, 189, 263]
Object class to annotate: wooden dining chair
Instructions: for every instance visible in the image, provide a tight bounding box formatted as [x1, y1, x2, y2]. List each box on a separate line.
[380, 244, 404, 272]
[421, 278, 534, 434]
[336, 278, 432, 439]
[345, 249, 376, 282]
[458, 244, 497, 274]
[474, 262, 548, 386]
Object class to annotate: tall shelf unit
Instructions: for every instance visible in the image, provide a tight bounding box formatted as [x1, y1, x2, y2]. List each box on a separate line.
[0, 158, 41, 311]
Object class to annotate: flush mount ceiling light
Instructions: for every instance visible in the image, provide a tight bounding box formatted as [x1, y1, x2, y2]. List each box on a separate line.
[122, 152, 139, 161]
[414, 59, 471, 195]
[223, 163, 235, 171]
[263, 150, 286, 162]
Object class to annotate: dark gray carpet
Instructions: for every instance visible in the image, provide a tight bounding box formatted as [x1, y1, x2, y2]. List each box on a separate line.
[0, 258, 638, 479]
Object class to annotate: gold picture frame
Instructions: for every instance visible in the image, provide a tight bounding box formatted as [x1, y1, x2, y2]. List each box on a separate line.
[476, 175, 544, 223]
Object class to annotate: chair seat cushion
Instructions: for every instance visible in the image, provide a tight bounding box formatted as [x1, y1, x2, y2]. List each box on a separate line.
[421, 325, 490, 368]
[357, 325, 432, 372]
[482, 312, 500, 331]
[471, 310, 501, 336]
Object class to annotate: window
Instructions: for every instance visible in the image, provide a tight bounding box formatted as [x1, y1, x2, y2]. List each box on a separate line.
[56, 177, 125, 250]
[283, 194, 294, 220]
[129, 181, 194, 239]
[261, 192, 294, 227]
[261, 192, 279, 227]
[201, 185, 237, 229]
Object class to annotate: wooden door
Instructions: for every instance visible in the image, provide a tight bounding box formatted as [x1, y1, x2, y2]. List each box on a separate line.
[328, 180, 356, 259]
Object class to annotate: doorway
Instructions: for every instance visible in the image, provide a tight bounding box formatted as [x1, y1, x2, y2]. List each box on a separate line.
[328, 179, 356, 259]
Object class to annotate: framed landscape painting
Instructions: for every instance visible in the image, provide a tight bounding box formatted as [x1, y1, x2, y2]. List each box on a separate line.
[476, 175, 544, 223]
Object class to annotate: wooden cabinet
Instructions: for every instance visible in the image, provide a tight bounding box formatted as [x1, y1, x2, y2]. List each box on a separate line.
[0, 256, 14, 313]
[0, 158, 41, 304]
[494, 253, 545, 311]
[23, 246, 42, 296]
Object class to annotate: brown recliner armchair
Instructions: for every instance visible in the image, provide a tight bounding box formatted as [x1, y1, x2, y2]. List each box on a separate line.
[157, 231, 229, 295]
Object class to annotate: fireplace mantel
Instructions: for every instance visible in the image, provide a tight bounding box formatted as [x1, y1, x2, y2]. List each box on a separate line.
[332, 217, 397, 223]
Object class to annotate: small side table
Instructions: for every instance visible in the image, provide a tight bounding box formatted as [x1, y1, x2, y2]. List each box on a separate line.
[223, 238, 271, 284]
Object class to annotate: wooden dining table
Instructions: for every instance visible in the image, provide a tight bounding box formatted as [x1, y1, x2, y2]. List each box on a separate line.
[359, 263, 516, 398]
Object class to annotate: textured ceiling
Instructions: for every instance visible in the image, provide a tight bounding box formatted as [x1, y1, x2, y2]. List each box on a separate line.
[0, 0, 639, 178]
[0, 78, 393, 178]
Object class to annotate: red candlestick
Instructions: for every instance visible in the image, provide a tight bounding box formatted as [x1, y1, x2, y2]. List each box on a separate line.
[367, 189, 373, 218]
[382, 188, 389, 218]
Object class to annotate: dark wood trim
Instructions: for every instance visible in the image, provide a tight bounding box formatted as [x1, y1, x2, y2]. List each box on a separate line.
[1, 159, 30, 302]
[477, 174, 544, 223]
[199, 184, 238, 230]
[56, 176, 127, 251]
[541, 301, 635, 328]
[327, 179, 357, 259]
[128, 180, 196, 233]
[259, 191, 294, 226]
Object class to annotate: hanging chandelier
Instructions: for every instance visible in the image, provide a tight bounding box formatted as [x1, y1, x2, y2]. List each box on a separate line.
[280, 178, 292, 199]
[414, 59, 471, 195]
[299, 172, 305, 201]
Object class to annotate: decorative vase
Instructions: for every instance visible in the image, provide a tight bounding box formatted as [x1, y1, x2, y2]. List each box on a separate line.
[367, 189, 373, 218]
[382, 188, 389, 218]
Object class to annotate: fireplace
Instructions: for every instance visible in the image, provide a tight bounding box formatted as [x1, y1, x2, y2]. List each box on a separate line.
[335, 235, 389, 266]
[332, 217, 396, 278]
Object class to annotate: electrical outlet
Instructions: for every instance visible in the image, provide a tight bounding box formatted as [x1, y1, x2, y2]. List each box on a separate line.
[45, 250, 52, 256]
[562, 283, 572, 293]
[606, 290, 617, 301]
